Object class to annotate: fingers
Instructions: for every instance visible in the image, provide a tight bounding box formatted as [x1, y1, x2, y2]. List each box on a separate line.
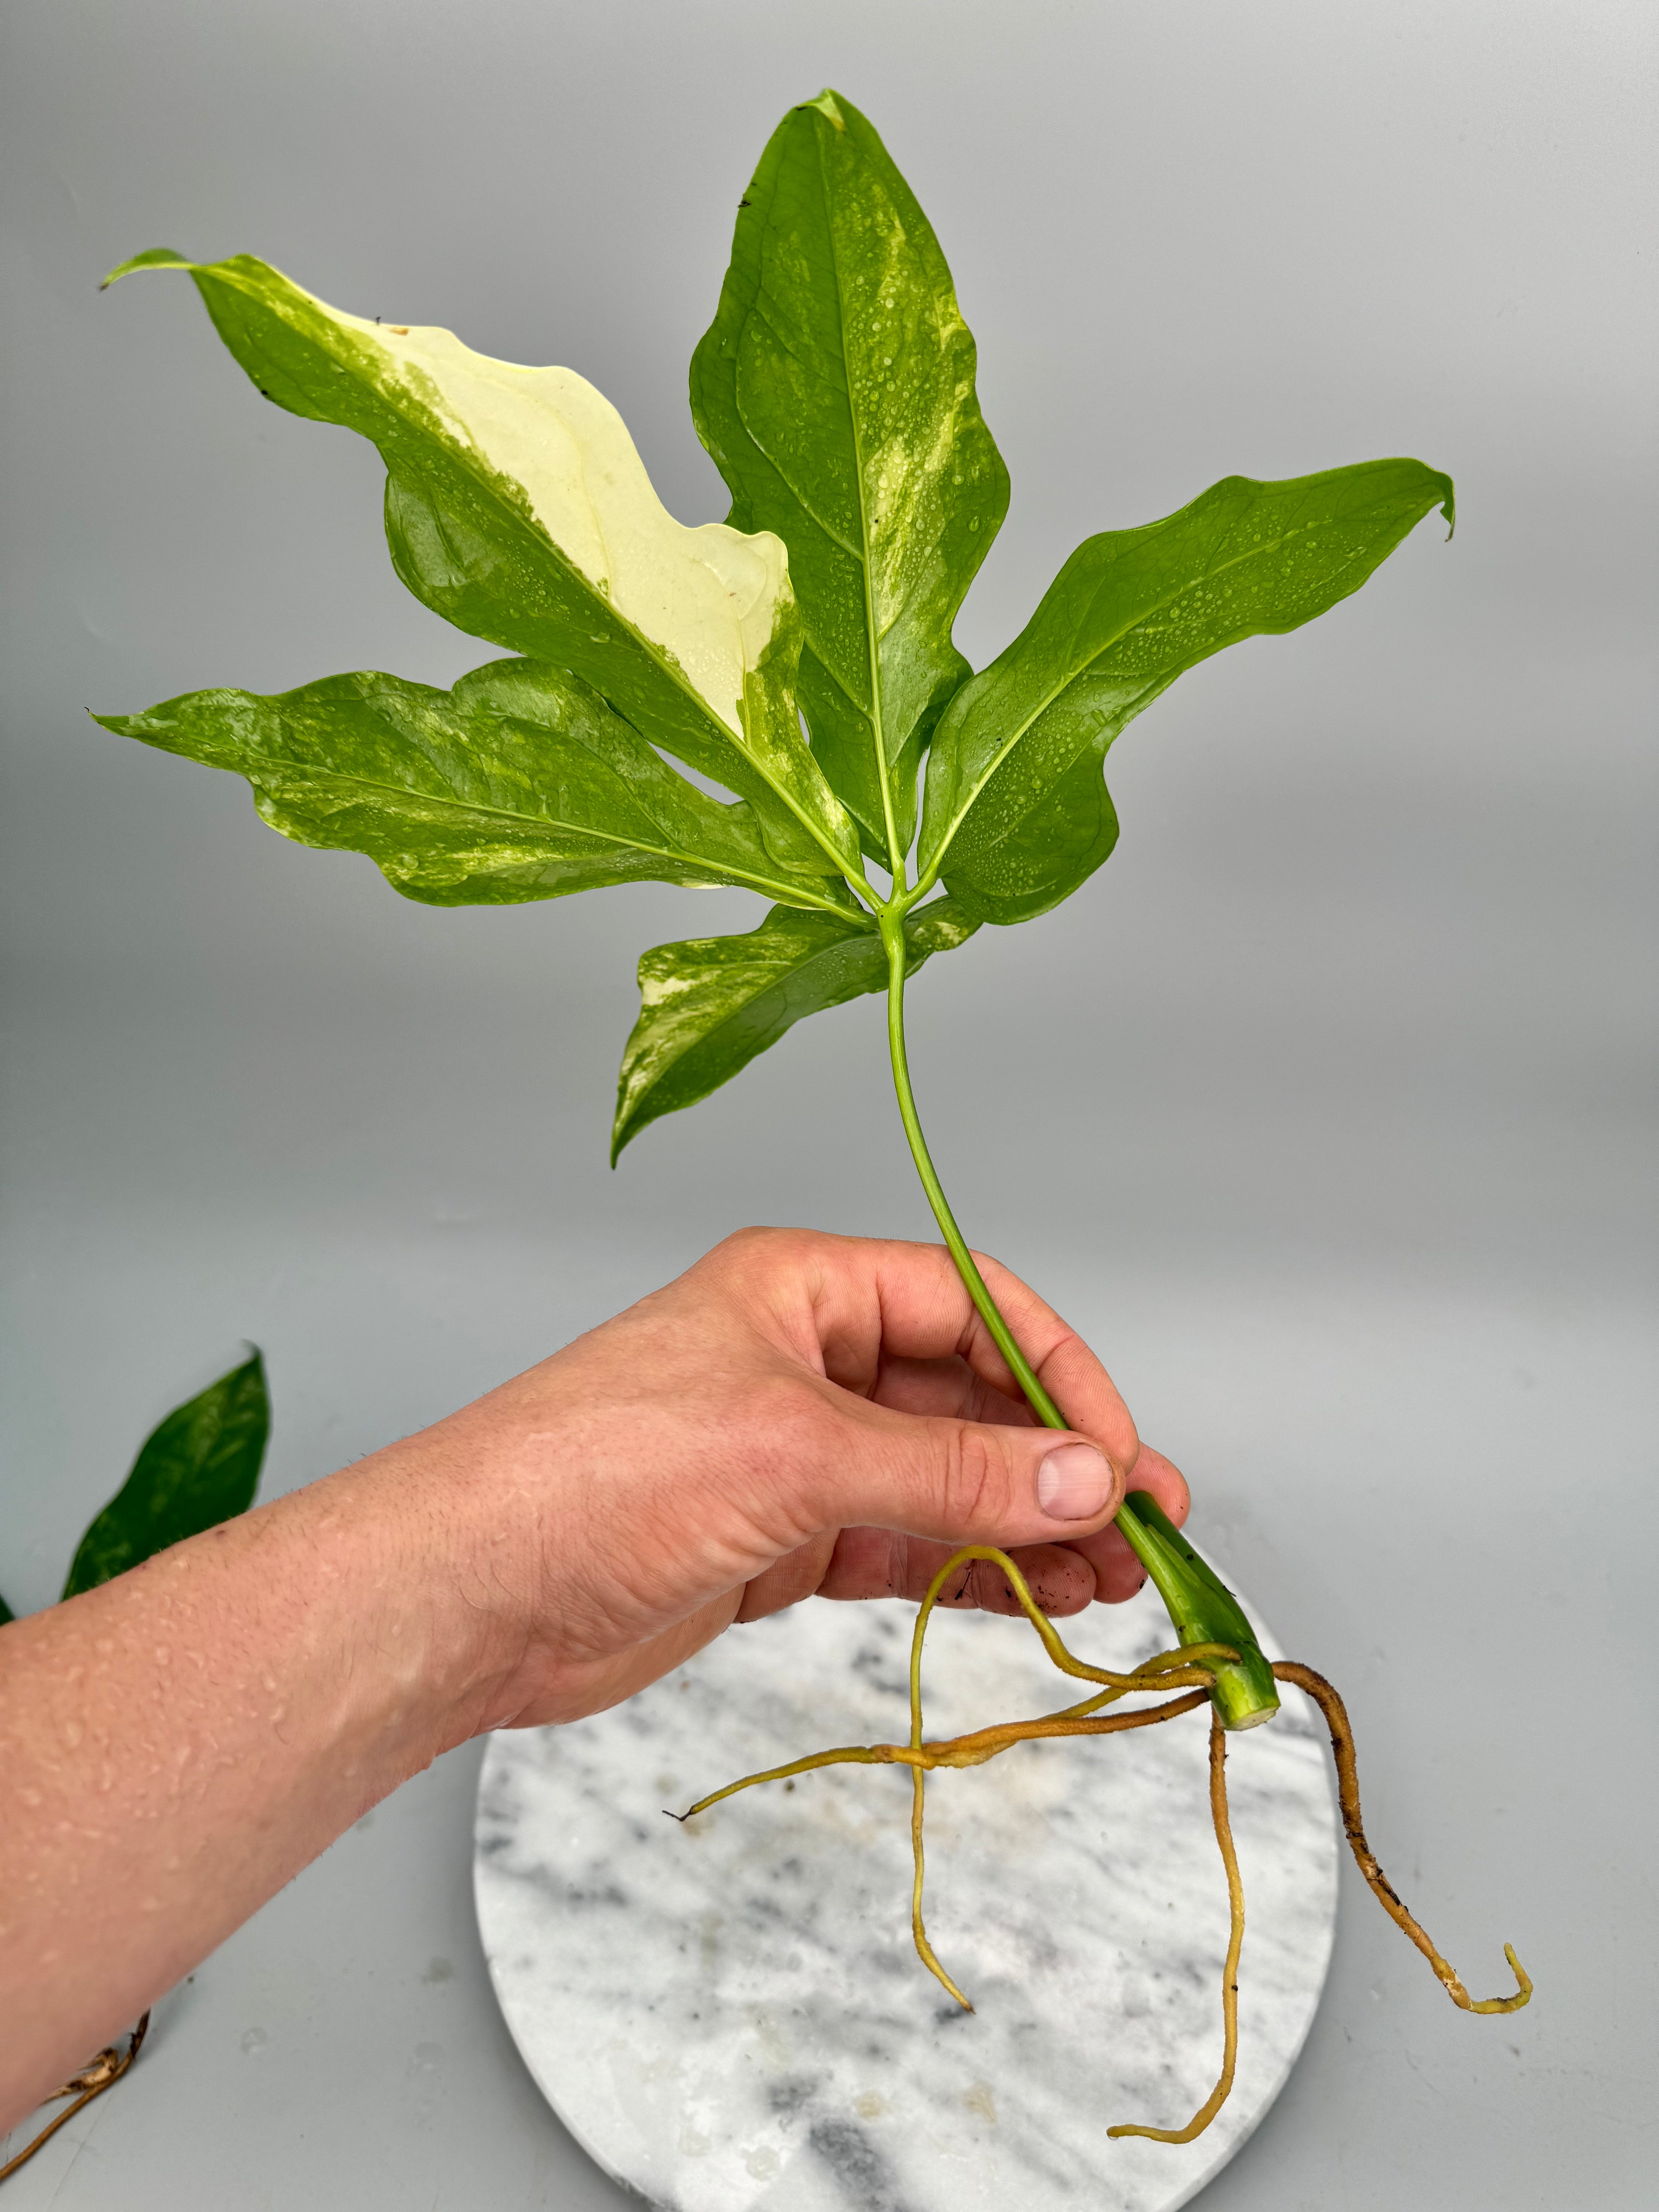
[814, 1530, 1097, 1617]
[787, 1376, 1126, 1554]
[1063, 1445, 1193, 1602]
[713, 1226, 1139, 1479]
[760, 1445, 1190, 1626]
[866, 1352, 1040, 1426]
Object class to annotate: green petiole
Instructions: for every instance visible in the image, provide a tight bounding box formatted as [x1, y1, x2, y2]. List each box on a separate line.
[879, 910, 1280, 1730]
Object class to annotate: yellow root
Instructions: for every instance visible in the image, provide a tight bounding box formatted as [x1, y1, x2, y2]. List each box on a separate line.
[668, 1551, 1531, 2160]
[904, 1545, 1223, 2009]
[1272, 1662, 1530, 2014]
[1108, 1714, 1244, 2142]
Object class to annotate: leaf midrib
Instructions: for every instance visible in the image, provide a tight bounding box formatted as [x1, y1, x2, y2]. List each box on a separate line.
[236, 749, 850, 912]
[816, 122, 902, 876]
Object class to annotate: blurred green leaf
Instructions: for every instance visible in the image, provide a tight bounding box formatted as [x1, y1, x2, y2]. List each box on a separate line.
[921, 459, 1455, 923]
[0, 1589, 13, 1626]
[62, 1351, 270, 1599]
[102, 249, 858, 882]
[692, 89, 1007, 863]
[98, 659, 855, 915]
[613, 898, 978, 1159]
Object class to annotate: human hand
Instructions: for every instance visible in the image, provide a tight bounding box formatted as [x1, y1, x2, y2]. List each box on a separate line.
[414, 1227, 1190, 1729]
[0, 1227, 1189, 2120]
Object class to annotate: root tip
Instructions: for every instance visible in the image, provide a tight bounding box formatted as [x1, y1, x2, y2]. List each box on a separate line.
[1470, 1943, 1532, 2013]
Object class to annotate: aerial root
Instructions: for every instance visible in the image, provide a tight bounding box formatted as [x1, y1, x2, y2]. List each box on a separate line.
[1272, 1661, 1531, 2014]
[1108, 1712, 1244, 2143]
[0, 2011, 149, 2185]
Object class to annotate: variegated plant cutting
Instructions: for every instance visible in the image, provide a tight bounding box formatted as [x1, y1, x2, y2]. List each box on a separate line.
[101, 88, 1528, 2147]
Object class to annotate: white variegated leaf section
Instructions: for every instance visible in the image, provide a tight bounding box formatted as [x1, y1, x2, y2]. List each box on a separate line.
[326, 301, 793, 737]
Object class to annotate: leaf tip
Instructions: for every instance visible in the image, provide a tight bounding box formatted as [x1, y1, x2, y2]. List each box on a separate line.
[804, 88, 848, 132]
[100, 247, 193, 293]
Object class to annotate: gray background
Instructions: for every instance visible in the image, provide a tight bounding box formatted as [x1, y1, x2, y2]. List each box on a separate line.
[2, 0, 1653, 2205]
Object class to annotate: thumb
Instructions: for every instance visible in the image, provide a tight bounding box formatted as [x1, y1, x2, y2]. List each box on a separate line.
[809, 1393, 1131, 1551]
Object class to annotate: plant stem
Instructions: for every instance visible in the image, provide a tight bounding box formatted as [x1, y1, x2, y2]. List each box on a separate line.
[879, 912, 1279, 1730]
[879, 915, 1067, 1426]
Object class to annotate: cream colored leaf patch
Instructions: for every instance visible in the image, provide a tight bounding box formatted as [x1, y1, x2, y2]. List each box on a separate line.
[103, 249, 860, 878]
[330, 315, 787, 739]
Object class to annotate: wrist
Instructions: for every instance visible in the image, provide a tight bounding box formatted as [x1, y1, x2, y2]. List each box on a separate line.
[310, 1432, 536, 1758]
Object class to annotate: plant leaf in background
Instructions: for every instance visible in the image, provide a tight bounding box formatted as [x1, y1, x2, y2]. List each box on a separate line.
[102, 250, 859, 883]
[613, 898, 979, 1158]
[692, 89, 1008, 866]
[920, 460, 1455, 923]
[61, 1351, 270, 1599]
[98, 660, 856, 916]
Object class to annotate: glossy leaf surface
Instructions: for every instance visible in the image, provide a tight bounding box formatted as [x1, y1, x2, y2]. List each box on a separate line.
[921, 459, 1455, 922]
[613, 898, 978, 1159]
[104, 249, 858, 880]
[98, 660, 854, 914]
[62, 1351, 270, 1598]
[691, 90, 1007, 864]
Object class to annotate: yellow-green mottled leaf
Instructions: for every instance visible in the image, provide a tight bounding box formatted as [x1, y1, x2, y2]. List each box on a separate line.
[691, 91, 1006, 866]
[613, 898, 978, 1159]
[104, 249, 859, 881]
[97, 659, 856, 915]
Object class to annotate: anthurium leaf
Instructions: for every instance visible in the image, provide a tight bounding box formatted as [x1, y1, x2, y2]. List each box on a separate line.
[103, 250, 859, 882]
[691, 89, 1008, 865]
[921, 459, 1455, 923]
[97, 659, 856, 915]
[612, 897, 979, 1159]
[61, 1351, 270, 1599]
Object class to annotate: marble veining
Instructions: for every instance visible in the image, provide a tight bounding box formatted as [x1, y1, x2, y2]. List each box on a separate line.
[475, 1576, 1337, 2212]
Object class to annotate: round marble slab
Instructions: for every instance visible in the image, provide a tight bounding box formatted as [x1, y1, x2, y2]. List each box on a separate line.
[475, 1578, 1338, 2212]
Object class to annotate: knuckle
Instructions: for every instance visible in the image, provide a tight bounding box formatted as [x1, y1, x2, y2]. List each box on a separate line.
[713, 1224, 784, 1266]
[713, 1223, 826, 1279]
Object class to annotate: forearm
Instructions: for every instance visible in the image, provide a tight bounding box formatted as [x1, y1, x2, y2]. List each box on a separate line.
[0, 1443, 509, 2126]
[0, 1230, 1163, 2128]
